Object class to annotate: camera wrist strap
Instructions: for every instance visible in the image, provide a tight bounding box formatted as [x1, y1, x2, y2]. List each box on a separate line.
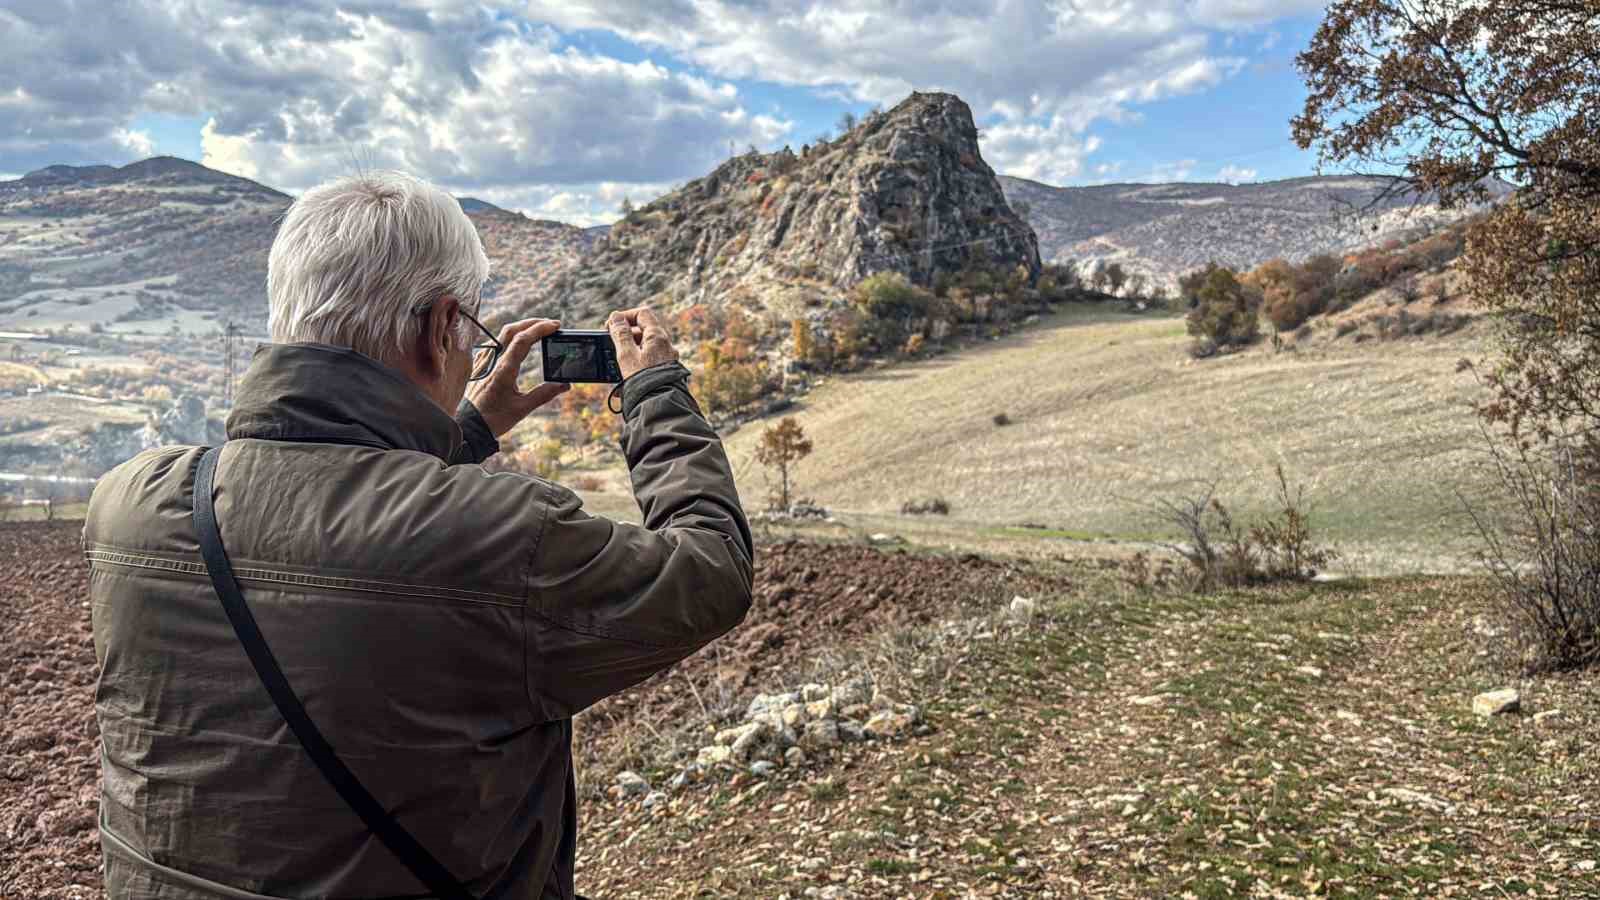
[191, 446, 476, 900]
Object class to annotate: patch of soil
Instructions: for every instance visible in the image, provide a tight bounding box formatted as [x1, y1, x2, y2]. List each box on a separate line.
[0, 521, 102, 899]
[579, 539, 1071, 744]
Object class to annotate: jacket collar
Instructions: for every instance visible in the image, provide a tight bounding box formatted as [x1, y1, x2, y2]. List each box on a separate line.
[225, 342, 462, 461]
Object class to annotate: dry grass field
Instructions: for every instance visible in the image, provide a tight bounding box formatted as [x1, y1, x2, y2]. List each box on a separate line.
[718, 306, 1498, 576]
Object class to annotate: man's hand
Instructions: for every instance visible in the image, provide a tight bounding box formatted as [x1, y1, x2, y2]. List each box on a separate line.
[467, 318, 570, 437]
[607, 307, 680, 381]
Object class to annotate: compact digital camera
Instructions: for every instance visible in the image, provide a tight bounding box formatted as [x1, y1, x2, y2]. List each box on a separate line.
[540, 329, 623, 384]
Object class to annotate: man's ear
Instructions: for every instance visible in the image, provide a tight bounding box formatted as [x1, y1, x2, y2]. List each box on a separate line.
[419, 296, 458, 377]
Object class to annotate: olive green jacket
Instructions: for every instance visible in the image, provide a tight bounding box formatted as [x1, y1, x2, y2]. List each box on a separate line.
[84, 343, 754, 899]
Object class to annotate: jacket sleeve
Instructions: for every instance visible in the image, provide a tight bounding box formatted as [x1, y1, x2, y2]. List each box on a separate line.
[449, 400, 501, 465]
[523, 362, 755, 720]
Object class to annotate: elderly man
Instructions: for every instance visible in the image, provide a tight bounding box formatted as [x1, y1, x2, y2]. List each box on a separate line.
[84, 171, 754, 899]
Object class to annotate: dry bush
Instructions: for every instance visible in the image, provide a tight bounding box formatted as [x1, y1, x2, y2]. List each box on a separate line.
[1464, 434, 1600, 673]
[900, 496, 951, 516]
[1146, 466, 1336, 591]
[570, 474, 606, 492]
[992, 412, 1013, 427]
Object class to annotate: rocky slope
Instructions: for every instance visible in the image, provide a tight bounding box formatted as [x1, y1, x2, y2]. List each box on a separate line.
[1000, 174, 1510, 288]
[527, 92, 1039, 324]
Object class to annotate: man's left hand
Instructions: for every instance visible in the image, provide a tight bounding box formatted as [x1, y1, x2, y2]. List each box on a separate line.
[467, 318, 570, 437]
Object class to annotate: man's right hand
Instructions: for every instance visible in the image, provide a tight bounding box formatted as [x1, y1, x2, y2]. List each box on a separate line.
[607, 307, 681, 380]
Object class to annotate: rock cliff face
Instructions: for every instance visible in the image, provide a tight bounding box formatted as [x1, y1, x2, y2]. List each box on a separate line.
[529, 92, 1039, 323]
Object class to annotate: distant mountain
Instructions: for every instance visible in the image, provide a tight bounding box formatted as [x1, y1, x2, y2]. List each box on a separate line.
[998, 174, 1511, 286]
[524, 91, 1039, 324]
[457, 196, 506, 214]
[0, 158, 292, 332]
[0, 159, 593, 336]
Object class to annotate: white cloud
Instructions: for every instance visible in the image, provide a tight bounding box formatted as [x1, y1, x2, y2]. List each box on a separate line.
[524, 0, 1298, 181]
[0, 1, 787, 213]
[114, 128, 155, 158]
[0, 0, 1320, 206]
[1217, 164, 1258, 184]
[200, 118, 259, 180]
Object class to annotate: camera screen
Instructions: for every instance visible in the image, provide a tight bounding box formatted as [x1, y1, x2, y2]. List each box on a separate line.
[545, 336, 603, 381]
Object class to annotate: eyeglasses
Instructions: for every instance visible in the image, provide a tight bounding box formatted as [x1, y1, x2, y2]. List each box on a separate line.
[412, 297, 501, 381]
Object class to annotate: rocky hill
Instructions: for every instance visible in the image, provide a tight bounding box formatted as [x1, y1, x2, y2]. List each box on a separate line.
[0, 158, 290, 331]
[0, 160, 593, 338]
[999, 174, 1510, 288]
[527, 92, 1039, 324]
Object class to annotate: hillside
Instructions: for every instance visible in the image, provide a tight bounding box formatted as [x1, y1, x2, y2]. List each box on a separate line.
[526, 91, 1040, 325]
[999, 174, 1509, 289]
[0, 158, 290, 333]
[710, 306, 1495, 576]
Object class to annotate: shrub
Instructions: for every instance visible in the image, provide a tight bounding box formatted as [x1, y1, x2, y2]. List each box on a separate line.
[852, 271, 938, 349]
[1185, 264, 1261, 349]
[1147, 466, 1336, 591]
[900, 496, 951, 516]
[992, 412, 1013, 427]
[1466, 435, 1600, 672]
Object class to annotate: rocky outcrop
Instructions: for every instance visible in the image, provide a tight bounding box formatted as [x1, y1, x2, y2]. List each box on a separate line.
[528, 91, 1039, 324]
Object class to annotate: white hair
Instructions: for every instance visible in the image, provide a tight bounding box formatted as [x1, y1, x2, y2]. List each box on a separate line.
[267, 170, 489, 364]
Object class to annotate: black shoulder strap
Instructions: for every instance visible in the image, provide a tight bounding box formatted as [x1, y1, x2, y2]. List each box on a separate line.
[192, 446, 475, 900]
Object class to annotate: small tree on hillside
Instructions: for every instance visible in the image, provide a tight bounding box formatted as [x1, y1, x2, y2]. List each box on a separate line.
[1185, 264, 1262, 352]
[791, 318, 817, 367]
[755, 417, 814, 511]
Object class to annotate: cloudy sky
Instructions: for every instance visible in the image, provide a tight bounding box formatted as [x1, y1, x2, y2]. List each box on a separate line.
[1, 0, 1329, 225]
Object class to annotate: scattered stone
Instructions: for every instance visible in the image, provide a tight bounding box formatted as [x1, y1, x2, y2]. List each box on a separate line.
[840, 703, 871, 719]
[780, 703, 809, 729]
[668, 769, 692, 791]
[838, 719, 866, 742]
[1008, 596, 1036, 624]
[785, 747, 807, 767]
[864, 710, 916, 739]
[1382, 787, 1451, 813]
[750, 761, 777, 778]
[1295, 665, 1324, 679]
[1130, 694, 1167, 707]
[801, 719, 840, 749]
[805, 697, 836, 720]
[831, 676, 874, 707]
[1472, 688, 1521, 717]
[643, 791, 666, 809]
[1577, 860, 1596, 873]
[800, 683, 830, 702]
[747, 691, 801, 719]
[697, 745, 733, 766]
[1533, 709, 1563, 725]
[867, 532, 902, 545]
[731, 721, 771, 761]
[715, 722, 763, 746]
[615, 771, 649, 797]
